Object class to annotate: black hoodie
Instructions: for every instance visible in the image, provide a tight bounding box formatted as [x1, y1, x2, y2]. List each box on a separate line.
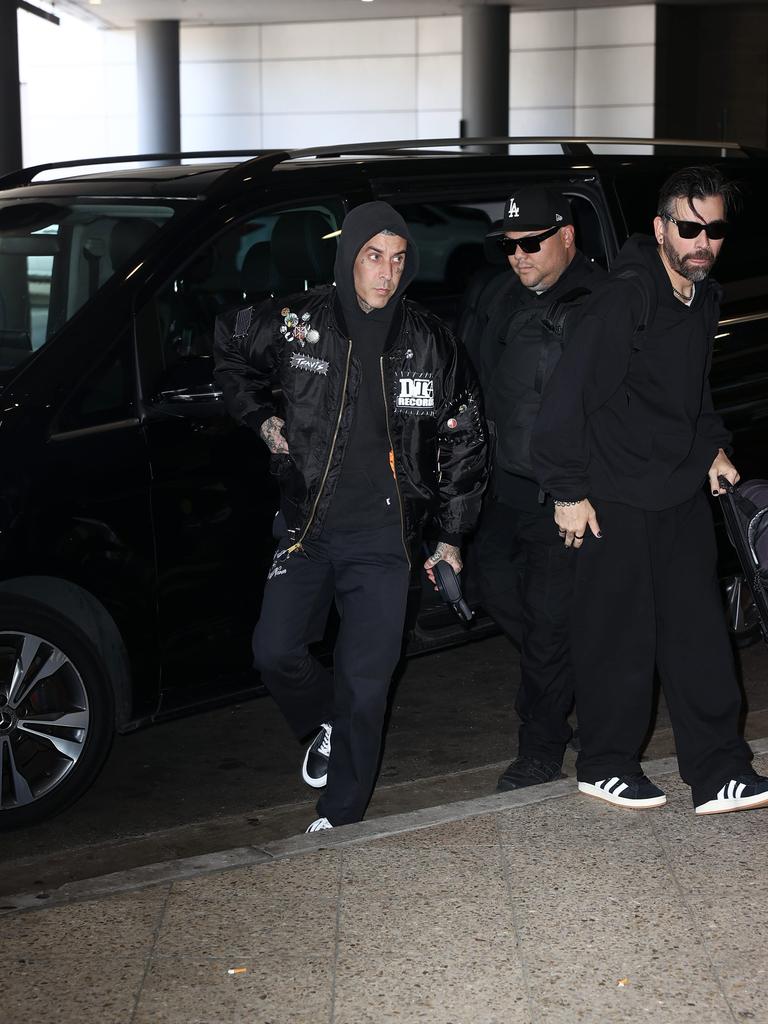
[324, 202, 419, 530]
[531, 234, 730, 511]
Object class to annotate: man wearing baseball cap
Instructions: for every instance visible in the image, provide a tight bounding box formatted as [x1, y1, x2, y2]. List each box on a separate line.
[467, 184, 606, 792]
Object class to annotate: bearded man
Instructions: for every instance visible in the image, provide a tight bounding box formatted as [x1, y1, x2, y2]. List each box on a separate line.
[531, 166, 768, 816]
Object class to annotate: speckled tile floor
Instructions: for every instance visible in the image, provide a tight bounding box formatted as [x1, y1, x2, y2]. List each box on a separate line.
[3, 754, 768, 1024]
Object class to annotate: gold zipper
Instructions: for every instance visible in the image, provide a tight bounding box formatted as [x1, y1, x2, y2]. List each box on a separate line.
[286, 338, 353, 554]
[380, 356, 411, 568]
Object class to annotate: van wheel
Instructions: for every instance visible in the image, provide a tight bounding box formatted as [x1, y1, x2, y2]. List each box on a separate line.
[723, 574, 761, 648]
[0, 594, 115, 830]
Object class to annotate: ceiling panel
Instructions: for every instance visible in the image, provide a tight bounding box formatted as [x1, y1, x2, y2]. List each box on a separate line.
[53, 0, 748, 30]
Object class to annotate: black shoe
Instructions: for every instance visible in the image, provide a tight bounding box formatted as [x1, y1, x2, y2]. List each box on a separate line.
[695, 771, 768, 815]
[578, 773, 666, 809]
[497, 755, 565, 792]
[301, 722, 331, 789]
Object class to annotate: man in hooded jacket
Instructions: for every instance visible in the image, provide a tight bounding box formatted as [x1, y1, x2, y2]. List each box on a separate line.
[214, 202, 487, 832]
[531, 166, 768, 816]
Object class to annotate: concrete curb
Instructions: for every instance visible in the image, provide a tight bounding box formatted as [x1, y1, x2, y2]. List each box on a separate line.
[3, 738, 767, 915]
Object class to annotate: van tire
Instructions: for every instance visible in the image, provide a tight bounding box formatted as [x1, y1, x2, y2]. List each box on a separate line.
[0, 593, 115, 830]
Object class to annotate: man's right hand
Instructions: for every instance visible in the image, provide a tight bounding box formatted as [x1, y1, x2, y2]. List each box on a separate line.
[260, 416, 289, 455]
[553, 499, 601, 549]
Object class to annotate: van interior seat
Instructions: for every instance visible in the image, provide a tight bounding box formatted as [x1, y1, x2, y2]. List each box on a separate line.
[270, 210, 335, 293]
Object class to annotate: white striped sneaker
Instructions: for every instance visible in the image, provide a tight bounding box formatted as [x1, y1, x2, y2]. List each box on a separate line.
[694, 773, 768, 815]
[305, 817, 333, 833]
[578, 773, 667, 809]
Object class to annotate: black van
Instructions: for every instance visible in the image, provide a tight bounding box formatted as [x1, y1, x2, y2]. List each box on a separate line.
[0, 137, 766, 828]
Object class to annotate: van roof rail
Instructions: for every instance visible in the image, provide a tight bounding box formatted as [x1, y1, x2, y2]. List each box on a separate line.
[0, 149, 276, 189]
[0, 137, 751, 191]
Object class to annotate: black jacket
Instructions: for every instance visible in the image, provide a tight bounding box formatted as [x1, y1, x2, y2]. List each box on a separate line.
[531, 234, 730, 511]
[468, 251, 606, 483]
[213, 287, 488, 551]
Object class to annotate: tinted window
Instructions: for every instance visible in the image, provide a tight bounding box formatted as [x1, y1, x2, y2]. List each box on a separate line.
[137, 198, 344, 401]
[54, 333, 136, 434]
[0, 201, 176, 379]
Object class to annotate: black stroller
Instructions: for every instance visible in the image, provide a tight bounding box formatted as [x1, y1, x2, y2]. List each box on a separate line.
[719, 477, 768, 645]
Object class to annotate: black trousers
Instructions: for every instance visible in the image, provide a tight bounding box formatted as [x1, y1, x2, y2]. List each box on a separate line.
[253, 522, 410, 826]
[571, 490, 751, 804]
[472, 497, 575, 762]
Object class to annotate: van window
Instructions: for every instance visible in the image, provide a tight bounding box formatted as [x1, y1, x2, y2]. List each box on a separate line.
[137, 199, 343, 402]
[0, 201, 176, 380]
[394, 192, 608, 328]
[54, 333, 136, 435]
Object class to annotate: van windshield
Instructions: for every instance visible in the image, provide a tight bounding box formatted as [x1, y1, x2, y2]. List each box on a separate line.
[0, 199, 176, 380]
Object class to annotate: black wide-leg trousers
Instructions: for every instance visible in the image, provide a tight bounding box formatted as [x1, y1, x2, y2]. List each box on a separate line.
[472, 497, 575, 762]
[571, 489, 751, 804]
[253, 523, 410, 826]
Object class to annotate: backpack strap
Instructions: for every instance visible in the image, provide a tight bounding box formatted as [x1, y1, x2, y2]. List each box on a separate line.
[541, 287, 593, 338]
[612, 266, 656, 336]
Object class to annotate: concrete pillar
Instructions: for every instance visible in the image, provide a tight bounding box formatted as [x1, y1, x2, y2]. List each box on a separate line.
[461, 4, 509, 150]
[0, 1, 23, 176]
[136, 20, 180, 155]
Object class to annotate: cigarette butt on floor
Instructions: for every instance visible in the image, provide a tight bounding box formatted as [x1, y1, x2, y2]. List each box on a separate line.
[617, 978, 630, 987]
[228, 967, 248, 975]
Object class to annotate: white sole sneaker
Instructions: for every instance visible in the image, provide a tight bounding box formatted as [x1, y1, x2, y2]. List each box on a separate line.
[695, 791, 768, 815]
[578, 779, 667, 809]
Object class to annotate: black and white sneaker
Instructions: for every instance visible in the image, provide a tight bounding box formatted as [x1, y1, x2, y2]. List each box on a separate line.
[694, 772, 768, 815]
[305, 817, 333, 833]
[497, 755, 565, 791]
[301, 722, 332, 789]
[578, 773, 667, 809]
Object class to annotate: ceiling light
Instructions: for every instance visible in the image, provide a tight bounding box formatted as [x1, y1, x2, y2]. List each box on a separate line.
[89, 0, 103, 6]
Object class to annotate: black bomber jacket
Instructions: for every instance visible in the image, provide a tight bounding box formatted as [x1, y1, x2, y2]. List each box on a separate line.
[213, 286, 488, 555]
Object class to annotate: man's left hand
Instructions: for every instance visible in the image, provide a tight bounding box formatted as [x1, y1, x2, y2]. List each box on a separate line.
[424, 541, 462, 588]
[708, 447, 740, 495]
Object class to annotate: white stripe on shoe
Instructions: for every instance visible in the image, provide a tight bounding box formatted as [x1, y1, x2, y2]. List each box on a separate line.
[695, 782, 768, 815]
[578, 777, 667, 809]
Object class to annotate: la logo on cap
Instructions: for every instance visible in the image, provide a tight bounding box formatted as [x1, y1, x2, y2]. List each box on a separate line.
[508, 198, 520, 218]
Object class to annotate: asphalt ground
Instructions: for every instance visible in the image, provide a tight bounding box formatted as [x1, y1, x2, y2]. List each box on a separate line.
[2, 633, 767, 899]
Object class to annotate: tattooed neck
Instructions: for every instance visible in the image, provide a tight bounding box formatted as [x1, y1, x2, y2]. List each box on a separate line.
[357, 296, 374, 314]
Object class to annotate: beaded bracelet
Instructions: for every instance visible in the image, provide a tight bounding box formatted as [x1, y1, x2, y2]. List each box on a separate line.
[552, 498, 584, 507]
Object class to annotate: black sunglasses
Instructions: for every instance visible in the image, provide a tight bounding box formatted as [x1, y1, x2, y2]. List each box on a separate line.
[662, 213, 729, 240]
[497, 223, 560, 255]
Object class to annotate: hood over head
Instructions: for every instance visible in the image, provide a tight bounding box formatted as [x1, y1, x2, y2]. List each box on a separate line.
[334, 201, 419, 324]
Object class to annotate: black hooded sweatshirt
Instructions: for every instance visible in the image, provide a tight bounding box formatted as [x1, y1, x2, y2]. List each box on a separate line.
[531, 234, 730, 511]
[324, 202, 419, 531]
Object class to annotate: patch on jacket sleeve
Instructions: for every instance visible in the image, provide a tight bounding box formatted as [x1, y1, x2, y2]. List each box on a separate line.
[397, 371, 434, 411]
[290, 352, 329, 376]
[232, 306, 253, 339]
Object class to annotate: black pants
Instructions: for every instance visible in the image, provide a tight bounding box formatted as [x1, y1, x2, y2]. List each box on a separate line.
[472, 497, 575, 763]
[253, 522, 410, 826]
[571, 490, 751, 804]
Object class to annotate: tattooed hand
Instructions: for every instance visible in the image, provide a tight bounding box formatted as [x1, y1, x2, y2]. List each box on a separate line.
[260, 416, 289, 455]
[423, 541, 462, 588]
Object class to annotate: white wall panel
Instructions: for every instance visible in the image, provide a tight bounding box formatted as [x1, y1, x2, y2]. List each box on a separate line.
[262, 111, 416, 149]
[263, 19, 416, 59]
[182, 114, 262, 151]
[510, 10, 576, 51]
[417, 54, 461, 110]
[263, 56, 415, 114]
[576, 5, 655, 48]
[18, 7, 661, 169]
[417, 16, 461, 55]
[509, 50, 575, 109]
[575, 45, 654, 107]
[181, 61, 261, 116]
[575, 104, 654, 140]
[416, 110, 462, 140]
[181, 24, 261, 62]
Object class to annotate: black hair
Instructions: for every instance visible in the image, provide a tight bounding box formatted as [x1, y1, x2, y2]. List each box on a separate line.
[657, 165, 741, 220]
